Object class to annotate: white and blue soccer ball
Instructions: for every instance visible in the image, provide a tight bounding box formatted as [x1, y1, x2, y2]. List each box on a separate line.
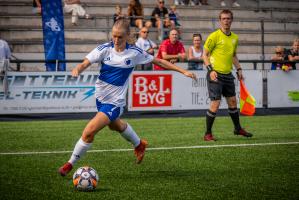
[73, 166, 99, 191]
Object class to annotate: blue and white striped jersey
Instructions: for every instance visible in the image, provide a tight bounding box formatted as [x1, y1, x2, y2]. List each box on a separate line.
[86, 41, 154, 107]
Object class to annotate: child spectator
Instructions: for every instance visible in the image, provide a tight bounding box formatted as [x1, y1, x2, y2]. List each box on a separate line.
[188, 33, 203, 70]
[287, 38, 299, 70]
[169, 5, 181, 27]
[169, 5, 182, 38]
[271, 46, 291, 71]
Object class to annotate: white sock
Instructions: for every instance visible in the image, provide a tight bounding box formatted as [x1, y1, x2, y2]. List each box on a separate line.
[68, 137, 92, 165]
[120, 123, 140, 147]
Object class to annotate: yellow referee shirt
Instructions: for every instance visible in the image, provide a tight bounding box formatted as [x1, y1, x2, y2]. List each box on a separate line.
[204, 29, 238, 74]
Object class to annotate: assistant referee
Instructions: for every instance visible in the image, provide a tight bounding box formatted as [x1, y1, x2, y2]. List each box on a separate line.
[202, 9, 253, 141]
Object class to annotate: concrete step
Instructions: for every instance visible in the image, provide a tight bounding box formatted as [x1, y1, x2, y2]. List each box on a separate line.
[2, 0, 299, 10]
[1, 3, 298, 21]
[2, 27, 297, 43]
[1, 15, 299, 32]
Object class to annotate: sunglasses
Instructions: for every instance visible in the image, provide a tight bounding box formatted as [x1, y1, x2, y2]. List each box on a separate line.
[159, 1, 164, 4]
[142, 31, 149, 33]
[276, 52, 283, 54]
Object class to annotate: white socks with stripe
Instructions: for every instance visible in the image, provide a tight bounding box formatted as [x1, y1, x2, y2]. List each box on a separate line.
[68, 137, 92, 165]
[120, 123, 141, 147]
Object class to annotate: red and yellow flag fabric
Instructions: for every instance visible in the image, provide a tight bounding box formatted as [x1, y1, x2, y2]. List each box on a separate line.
[240, 80, 256, 116]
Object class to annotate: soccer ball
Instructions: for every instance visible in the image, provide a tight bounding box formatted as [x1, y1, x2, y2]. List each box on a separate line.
[73, 166, 99, 191]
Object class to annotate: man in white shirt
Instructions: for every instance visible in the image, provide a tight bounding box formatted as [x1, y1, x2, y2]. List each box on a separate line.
[135, 27, 158, 70]
[0, 39, 11, 60]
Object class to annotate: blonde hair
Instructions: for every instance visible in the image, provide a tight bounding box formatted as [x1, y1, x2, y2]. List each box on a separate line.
[293, 38, 299, 44]
[113, 19, 130, 35]
[112, 19, 136, 44]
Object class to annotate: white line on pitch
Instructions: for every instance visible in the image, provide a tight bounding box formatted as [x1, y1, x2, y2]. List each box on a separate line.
[0, 141, 299, 155]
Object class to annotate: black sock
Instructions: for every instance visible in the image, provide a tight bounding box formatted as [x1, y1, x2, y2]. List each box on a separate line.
[206, 110, 216, 134]
[228, 107, 241, 131]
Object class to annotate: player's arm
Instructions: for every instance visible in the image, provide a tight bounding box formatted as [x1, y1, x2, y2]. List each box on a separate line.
[72, 58, 91, 77]
[152, 57, 196, 80]
[203, 48, 217, 81]
[233, 53, 243, 80]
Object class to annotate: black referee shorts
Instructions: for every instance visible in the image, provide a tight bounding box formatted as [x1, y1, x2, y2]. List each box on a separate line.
[206, 71, 236, 101]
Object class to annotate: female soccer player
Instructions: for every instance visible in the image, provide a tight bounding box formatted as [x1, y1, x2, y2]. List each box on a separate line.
[59, 19, 196, 176]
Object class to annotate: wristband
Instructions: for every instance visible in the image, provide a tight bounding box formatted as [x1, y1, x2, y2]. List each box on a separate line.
[237, 68, 242, 71]
[206, 65, 213, 72]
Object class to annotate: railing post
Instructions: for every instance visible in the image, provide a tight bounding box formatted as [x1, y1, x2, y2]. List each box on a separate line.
[261, 19, 265, 70]
[55, 59, 59, 71]
[3, 59, 9, 97]
[160, 15, 164, 41]
[253, 62, 257, 70]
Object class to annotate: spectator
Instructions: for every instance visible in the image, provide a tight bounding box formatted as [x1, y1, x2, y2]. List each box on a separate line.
[113, 5, 124, 24]
[169, 5, 181, 28]
[128, 0, 151, 29]
[151, 0, 171, 40]
[135, 27, 158, 70]
[191, 0, 209, 6]
[168, 5, 182, 38]
[271, 46, 291, 71]
[153, 29, 186, 70]
[32, 0, 41, 15]
[220, 0, 240, 7]
[0, 39, 11, 60]
[287, 38, 299, 70]
[188, 33, 203, 70]
[174, 0, 186, 5]
[63, 0, 93, 26]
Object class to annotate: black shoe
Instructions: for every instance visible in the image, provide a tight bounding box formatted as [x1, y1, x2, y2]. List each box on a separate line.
[234, 128, 253, 137]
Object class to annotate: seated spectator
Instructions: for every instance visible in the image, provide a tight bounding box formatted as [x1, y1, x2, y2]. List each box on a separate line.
[174, 0, 186, 6]
[63, 0, 93, 26]
[190, 0, 209, 6]
[169, 5, 181, 27]
[128, 0, 151, 29]
[287, 38, 299, 70]
[151, 0, 171, 40]
[113, 5, 124, 24]
[188, 33, 203, 70]
[220, 0, 240, 7]
[135, 27, 158, 70]
[271, 46, 291, 71]
[0, 39, 11, 60]
[32, 0, 41, 15]
[153, 29, 186, 70]
[168, 5, 182, 38]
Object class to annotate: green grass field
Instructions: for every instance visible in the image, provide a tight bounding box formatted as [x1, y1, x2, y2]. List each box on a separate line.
[0, 115, 299, 200]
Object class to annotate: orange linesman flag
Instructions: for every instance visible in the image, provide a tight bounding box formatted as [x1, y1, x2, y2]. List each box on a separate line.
[240, 80, 256, 116]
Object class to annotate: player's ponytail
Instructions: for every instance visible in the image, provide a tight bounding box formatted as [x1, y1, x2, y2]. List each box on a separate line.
[112, 19, 136, 45]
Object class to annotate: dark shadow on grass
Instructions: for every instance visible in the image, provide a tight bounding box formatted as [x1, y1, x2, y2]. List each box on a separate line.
[73, 187, 111, 193]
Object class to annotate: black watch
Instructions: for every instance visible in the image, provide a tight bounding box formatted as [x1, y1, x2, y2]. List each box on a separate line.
[206, 64, 213, 72]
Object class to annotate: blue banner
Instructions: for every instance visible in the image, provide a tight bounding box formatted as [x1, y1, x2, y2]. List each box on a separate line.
[41, 0, 66, 71]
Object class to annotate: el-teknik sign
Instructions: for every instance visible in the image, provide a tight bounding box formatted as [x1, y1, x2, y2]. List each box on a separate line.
[128, 71, 263, 111]
[0, 72, 98, 114]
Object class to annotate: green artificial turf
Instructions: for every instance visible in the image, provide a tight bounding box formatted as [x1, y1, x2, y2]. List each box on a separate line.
[0, 115, 298, 200]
